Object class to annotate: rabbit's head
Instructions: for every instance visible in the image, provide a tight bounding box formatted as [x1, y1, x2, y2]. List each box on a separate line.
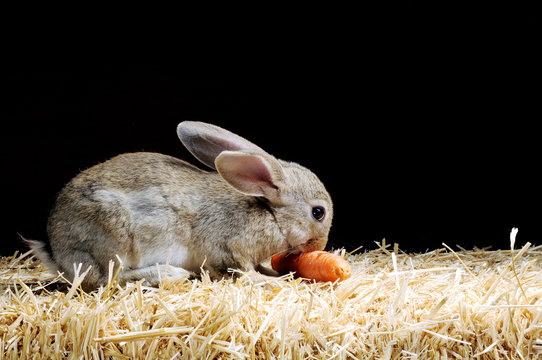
[178, 121, 333, 253]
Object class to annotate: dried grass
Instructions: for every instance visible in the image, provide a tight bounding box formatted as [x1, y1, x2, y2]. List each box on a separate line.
[1, 239, 541, 359]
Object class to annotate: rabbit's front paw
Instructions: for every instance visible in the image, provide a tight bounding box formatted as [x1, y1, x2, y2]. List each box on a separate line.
[158, 264, 193, 280]
[240, 270, 283, 288]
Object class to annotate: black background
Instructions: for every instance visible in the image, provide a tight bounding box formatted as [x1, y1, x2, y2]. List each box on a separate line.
[4, 6, 539, 256]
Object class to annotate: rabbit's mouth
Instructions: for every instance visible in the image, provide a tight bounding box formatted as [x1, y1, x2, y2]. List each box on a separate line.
[292, 238, 326, 253]
[285, 243, 306, 255]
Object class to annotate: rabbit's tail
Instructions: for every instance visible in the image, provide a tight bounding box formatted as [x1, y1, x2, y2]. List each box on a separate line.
[21, 236, 60, 273]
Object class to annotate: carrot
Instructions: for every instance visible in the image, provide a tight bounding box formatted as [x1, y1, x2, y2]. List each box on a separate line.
[271, 250, 351, 282]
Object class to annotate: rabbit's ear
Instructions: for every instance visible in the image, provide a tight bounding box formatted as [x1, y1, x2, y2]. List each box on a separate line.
[177, 121, 264, 170]
[215, 151, 285, 202]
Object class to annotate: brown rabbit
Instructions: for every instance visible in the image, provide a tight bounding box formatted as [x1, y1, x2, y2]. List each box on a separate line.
[27, 121, 333, 289]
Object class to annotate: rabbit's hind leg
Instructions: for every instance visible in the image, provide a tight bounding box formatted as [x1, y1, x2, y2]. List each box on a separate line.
[118, 265, 192, 286]
[52, 249, 106, 290]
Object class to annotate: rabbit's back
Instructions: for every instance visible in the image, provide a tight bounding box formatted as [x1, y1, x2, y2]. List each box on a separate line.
[63, 152, 205, 191]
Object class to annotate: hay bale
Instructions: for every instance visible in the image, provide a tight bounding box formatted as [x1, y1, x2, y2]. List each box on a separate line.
[1, 242, 541, 359]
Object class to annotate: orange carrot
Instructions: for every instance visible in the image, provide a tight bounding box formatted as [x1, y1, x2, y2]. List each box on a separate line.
[271, 250, 351, 282]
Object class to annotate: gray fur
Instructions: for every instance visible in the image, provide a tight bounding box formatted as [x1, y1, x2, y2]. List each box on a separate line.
[29, 121, 333, 289]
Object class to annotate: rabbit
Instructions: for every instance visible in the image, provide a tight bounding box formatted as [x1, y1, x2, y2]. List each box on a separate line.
[26, 121, 333, 289]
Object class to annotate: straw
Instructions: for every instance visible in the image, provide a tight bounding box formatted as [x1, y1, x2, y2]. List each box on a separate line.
[1, 236, 541, 359]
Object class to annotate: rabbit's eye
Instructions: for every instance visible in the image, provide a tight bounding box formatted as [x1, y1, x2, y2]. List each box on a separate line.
[312, 206, 325, 222]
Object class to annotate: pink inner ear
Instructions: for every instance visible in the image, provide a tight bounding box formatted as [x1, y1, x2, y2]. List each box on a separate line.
[240, 156, 276, 187]
[216, 151, 282, 198]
